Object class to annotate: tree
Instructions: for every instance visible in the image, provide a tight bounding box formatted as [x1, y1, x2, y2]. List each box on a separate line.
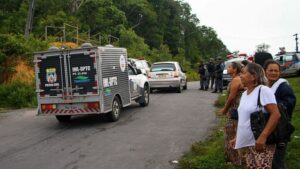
[256, 43, 270, 53]
[77, 0, 127, 36]
[119, 28, 150, 59]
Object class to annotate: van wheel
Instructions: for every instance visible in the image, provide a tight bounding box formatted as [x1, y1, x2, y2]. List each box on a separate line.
[55, 115, 71, 123]
[108, 97, 121, 122]
[140, 85, 150, 107]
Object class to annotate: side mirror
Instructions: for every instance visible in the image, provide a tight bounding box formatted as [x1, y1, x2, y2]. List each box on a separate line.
[182, 70, 187, 73]
[136, 69, 142, 74]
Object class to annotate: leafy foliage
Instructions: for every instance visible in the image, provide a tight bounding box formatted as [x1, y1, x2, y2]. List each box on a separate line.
[0, 81, 36, 108]
[0, 34, 48, 83]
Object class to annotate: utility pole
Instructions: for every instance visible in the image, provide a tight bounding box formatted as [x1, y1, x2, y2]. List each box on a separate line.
[294, 33, 299, 53]
[24, 0, 35, 39]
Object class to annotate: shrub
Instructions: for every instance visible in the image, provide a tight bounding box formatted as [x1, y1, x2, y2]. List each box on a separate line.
[186, 71, 200, 82]
[0, 81, 36, 108]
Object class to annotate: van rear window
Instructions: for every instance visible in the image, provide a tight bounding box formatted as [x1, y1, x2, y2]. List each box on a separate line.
[151, 63, 176, 72]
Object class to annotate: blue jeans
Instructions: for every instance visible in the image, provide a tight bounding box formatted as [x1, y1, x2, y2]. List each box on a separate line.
[200, 77, 208, 89]
[208, 73, 215, 89]
[214, 79, 223, 92]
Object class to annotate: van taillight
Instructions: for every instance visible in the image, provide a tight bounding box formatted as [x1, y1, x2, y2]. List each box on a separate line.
[41, 104, 56, 110]
[92, 81, 98, 94]
[86, 102, 99, 109]
[147, 73, 152, 79]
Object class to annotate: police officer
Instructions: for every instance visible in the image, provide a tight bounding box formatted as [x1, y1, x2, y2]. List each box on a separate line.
[212, 57, 224, 93]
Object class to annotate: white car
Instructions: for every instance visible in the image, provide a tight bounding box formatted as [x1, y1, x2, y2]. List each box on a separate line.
[128, 58, 151, 75]
[148, 61, 187, 93]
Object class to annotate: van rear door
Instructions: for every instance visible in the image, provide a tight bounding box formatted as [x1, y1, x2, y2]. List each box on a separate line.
[68, 51, 98, 96]
[37, 53, 65, 97]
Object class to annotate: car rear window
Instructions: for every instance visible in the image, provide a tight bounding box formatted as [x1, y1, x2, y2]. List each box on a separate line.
[151, 63, 176, 72]
[134, 61, 144, 69]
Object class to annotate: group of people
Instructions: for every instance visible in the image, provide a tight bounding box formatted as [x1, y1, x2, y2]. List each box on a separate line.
[198, 57, 224, 93]
[220, 59, 296, 169]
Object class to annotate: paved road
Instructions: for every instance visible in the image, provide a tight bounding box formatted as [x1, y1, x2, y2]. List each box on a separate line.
[0, 81, 218, 169]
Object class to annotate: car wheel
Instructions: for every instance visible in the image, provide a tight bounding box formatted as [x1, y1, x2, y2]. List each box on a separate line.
[139, 85, 150, 107]
[55, 115, 71, 123]
[176, 85, 182, 93]
[183, 81, 187, 90]
[108, 97, 121, 122]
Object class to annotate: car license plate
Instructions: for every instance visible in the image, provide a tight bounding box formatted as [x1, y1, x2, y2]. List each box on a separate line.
[158, 75, 167, 78]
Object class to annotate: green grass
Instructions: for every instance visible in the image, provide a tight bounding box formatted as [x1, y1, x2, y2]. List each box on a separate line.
[285, 77, 300, 169]
[179, 76, 300, 169]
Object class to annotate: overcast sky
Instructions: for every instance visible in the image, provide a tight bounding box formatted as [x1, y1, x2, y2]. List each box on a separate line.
[184, 0, 299, 56]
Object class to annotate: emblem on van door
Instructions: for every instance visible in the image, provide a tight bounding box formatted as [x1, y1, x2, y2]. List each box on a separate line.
[120, 55, 126, 72]
[46, 68, 57, 83]
[74, 75, 90, 84]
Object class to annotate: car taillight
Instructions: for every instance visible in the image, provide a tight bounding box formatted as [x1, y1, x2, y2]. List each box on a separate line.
[86, 102, 99, 109]
[148, 72, 152, 79]
[173, 71, 179, 78]
[41, 104, 56, 110]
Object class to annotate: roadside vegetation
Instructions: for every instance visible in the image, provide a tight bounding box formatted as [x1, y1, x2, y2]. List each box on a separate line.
[179, 76, 300, 169]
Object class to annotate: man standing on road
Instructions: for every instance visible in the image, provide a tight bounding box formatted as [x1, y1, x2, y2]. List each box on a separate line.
[207, 59, 215, 89]
[212, 57, 224, 93]
[198, 62, 208, 90]
[198, 62, 205, 90]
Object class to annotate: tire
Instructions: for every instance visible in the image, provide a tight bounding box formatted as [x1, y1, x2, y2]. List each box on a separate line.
[55, 115, 71, 123]
[183, 82, 187, 90]
[108, 97, 121, 122]
[176, 85, 182, 93]
[139, 85, 150, 107]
